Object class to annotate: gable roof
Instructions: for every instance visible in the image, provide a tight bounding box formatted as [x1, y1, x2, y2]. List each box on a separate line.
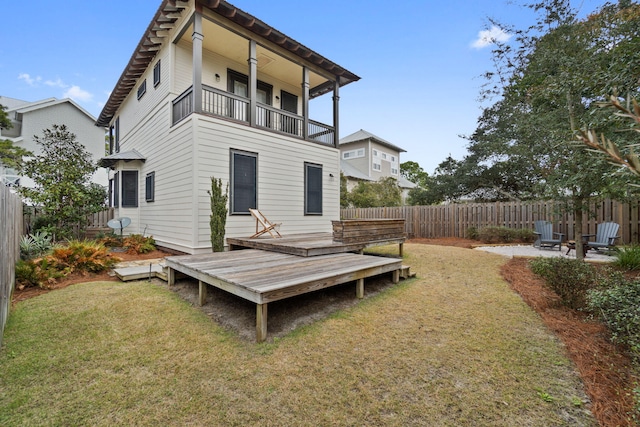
[339, 129, 406, 153]
[2, 97, 98, 123]
[340, 159, 417, 189]
[96, 0, 360, 127]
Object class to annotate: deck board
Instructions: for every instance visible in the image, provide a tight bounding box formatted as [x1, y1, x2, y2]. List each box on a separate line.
[227, 232, 404, 256]
[165, 249, 402, 342]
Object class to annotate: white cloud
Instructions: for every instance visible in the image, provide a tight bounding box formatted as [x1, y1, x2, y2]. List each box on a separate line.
[18, 73, 42, 86]
[45, 78, 67, 88]
[64, 85, 93, 102]
[471, 25, 512, 49]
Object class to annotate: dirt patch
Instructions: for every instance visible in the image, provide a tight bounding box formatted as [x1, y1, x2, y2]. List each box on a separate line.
[163, 273, 398, 342]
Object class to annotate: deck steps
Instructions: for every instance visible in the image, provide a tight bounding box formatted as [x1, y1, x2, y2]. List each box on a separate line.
[113, 261, 167, 282]
[400, 265, 416, 279]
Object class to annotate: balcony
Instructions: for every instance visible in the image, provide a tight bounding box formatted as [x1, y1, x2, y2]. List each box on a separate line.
[172, 85, 335, 147]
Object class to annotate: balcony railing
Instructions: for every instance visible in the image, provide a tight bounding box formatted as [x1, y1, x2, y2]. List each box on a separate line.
[172, 85, 335, 146]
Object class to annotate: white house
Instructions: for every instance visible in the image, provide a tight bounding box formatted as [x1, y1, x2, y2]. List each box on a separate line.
[339, 129, 416, 203]
[97, 0, 360, 254]
[0, 96, 108, 188]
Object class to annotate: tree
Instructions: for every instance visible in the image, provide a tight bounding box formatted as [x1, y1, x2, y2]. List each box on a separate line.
[457, 0, 640, 259]
[400, 161, 429, 187]
[19, 124, 106, 240]
[0, 104, 32, 171]
[347, 177, 402, 208]
[208, 177, 228, 252]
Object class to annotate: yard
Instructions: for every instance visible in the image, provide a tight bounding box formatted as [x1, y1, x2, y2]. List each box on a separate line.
[0, 241, 634, 425]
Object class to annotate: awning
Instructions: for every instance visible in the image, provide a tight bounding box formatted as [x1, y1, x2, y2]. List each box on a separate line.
[98, 149, 146, 168]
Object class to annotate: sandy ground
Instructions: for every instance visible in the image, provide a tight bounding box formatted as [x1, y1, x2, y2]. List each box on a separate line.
[474, 244, 615, 262]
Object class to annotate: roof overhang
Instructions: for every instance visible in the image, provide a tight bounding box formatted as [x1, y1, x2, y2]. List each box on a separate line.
[98, 149, 147, 168]
[96, 0, 360, 127]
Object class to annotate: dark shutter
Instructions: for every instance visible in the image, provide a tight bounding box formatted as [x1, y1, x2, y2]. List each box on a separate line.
[113, 172, 119, 207]
[145, 172, 155, 202]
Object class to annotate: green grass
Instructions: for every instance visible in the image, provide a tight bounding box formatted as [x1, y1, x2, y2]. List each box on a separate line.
[0, 244, 596, 426]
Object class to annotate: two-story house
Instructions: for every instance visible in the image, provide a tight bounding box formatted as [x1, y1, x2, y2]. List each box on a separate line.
[339, 129, 416, 203]
[0, 96, 108, 188]
[97, 0, 360, 254]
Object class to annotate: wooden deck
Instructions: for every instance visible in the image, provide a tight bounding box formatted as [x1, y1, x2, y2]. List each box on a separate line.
[227, 232, 405, 257]
[165, 249, 402, 342]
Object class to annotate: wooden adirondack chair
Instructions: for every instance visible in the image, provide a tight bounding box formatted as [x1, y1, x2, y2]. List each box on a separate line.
[585, 222, 620, 252]
[249, 209, 282, 238]
[533, 220, 564, 251]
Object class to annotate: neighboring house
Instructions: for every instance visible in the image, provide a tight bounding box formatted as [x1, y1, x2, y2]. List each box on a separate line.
[0, 96, 108, 188]
[339, 129, 416, 203]
[96, 0, 360, 254]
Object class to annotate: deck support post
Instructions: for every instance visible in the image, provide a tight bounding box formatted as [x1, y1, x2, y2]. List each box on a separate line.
[256, 303, 268, 342]
[393, 269, 400, 284]
[198, 280, 207, 306]
[356, 278, 364, 299]
[167, 268, 175, 286]
[399, 243, 404, 257]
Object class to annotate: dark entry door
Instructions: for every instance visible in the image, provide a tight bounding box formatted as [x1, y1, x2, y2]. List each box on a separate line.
[280, 90, 298, 135]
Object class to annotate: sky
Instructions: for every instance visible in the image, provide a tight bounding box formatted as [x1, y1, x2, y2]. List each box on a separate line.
[0, 0, 610, 174]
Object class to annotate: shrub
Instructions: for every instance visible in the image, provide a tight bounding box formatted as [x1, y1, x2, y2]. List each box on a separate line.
[587, 275, 640, 358]
[529, 257, 597, 310]
[612, 245, 640, 271]
[96, 232, 123, 248]
[19, 231, 53, 260]
[473, 226, 536, 244]
[15, 240, 120, 289]
[123, 234, 156, 254]
[467, 227, 479, 240]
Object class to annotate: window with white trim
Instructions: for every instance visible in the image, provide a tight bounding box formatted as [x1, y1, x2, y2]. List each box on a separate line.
[373, 163, 381, 171]
[137, 79, 146, 100]
[153, 60, 161, 87]
[145, 172, 155, 202]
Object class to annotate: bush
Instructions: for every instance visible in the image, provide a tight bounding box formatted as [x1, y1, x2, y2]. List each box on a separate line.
[123, 234, 156, 254]
[529, 257, 597, 310]
[612, 245, 640, 271]
[19, 231, 53, 260]
[96, 232, 123, 248]
[472, 226, 536, 244]
[587, 274, 640, 357]
[15, 240, 120, 289]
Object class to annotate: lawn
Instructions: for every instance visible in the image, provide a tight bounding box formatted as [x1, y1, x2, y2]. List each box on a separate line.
[0, 244, 595, 426]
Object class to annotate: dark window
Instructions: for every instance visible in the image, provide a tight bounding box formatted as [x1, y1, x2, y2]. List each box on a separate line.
[230, 150, 257, 215]
[145, 172, 155, 202]
[108, 125, 114, 155]
[281, 90, 299, 135]
[137, 79, 147, 100]
[153, 60, 161, 87]
[227, 69, 272, 122]
[113, 172, 119, 207]
[115, 117, 120, 153]
[121, 171, 138, 208]
[305, 162, 322, 215]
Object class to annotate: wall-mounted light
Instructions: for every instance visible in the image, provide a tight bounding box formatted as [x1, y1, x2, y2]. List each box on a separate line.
[329, 173, 334, 178]
[215, 73, 221, 82]
[275, 96, 280, 102]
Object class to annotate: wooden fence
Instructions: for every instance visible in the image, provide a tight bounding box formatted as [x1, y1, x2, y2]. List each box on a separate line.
[0, 185, 23, 347]
[341, 199, 640, 244]
[23, 207, 115, 239]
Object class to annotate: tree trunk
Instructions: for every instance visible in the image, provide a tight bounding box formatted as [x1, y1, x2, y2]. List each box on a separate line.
[573, 196, 584, 260]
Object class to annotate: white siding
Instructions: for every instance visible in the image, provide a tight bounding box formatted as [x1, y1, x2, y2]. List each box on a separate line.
[193, 116, 340, 251]
[16, 102, 107, 187]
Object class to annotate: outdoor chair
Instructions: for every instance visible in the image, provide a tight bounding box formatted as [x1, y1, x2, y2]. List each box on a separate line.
[249, 209, 282, 238]
[533, 220, 564, 251]
[585, 222, 620, 252]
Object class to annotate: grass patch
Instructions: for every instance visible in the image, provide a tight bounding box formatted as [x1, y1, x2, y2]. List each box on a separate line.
[0, 245, 595, 426]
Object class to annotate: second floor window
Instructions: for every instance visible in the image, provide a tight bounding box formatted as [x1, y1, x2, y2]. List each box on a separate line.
[137, 79, 147, 100]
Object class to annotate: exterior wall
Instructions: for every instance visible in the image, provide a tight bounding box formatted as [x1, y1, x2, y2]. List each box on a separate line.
[193, 116, 340, 252]
[340, 140, 369, 176]
[9, 102, 108, 187]
[369, 141, 400, 182]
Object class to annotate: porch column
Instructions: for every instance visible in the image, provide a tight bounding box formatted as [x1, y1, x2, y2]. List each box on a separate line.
[192, 9, 203, 114]
[332, 78, 340, 147]
[248, 40, 258, 127]
[302, 67, 310, 140]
